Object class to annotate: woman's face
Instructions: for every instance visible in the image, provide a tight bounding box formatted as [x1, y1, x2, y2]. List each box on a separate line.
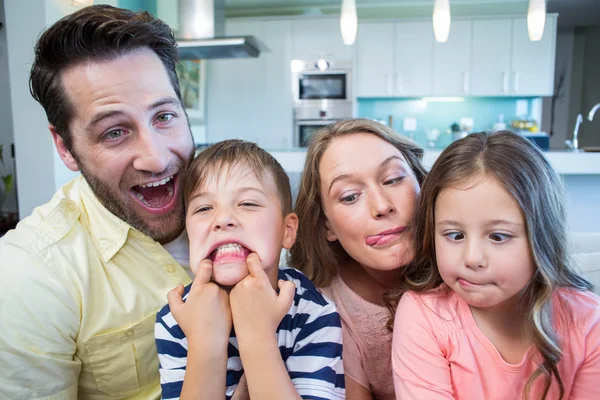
[319, 133, 420, 272]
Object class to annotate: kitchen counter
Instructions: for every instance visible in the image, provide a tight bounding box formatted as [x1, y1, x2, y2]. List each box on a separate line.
[270, 149, 600, 175]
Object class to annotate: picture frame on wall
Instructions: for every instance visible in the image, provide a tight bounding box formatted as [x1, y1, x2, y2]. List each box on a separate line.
[176, 59, 206, 124]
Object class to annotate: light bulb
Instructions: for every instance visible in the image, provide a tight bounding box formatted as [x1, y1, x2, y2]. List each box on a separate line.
[70, 0, 93, 6]
[340, 0, 357, 46]
[433, 0, 451, 43]
[527, 0, 546, 41]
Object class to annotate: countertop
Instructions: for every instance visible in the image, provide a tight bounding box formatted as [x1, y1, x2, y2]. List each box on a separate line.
[269, 149, 600, 175]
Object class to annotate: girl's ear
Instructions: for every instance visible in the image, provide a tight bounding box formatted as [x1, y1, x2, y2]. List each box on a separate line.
[282, 212, 299, 250]
[324, 218, 338, 242]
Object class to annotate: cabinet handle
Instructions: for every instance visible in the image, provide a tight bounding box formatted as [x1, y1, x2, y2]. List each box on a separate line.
[395, 73, 402, 94]
[386, 73, 392, 94]
[463, 72, 470, 94]
[513, 71, 520, 93]
[502, 72, 508, 94]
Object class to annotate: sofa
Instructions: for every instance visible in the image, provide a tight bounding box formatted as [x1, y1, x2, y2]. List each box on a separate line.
[570, 232, 600, 295]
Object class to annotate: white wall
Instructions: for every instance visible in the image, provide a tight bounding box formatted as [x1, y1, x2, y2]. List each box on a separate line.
[0, 0, 17, 213]
[4, 0, 117, 219]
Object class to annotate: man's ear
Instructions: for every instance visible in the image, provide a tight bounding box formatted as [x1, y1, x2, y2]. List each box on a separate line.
[282, 212, 299, 250]
[50, 125, 79, 172]
[324, 218, 338, 242]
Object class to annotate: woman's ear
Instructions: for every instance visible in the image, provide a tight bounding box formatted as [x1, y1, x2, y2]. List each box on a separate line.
[282, 212, 299, 250]
[324, 218, 338, 242]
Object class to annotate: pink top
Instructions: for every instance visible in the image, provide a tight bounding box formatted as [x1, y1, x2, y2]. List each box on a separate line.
[321, 275, 395, 400]
[392, 287, 600, 400]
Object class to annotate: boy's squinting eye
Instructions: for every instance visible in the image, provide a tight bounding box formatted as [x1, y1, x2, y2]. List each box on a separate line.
[445, 231, 465, 241]
[239, 201, 260, 207]
[192, 205, 212, 214]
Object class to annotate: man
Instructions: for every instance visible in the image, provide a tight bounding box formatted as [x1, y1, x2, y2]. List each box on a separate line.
[0, 5, 195, 399]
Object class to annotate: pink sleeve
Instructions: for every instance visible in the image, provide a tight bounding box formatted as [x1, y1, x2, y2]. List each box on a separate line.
[570, 309, 600, 399]
[391, 292, 454, 400]
[341, 317, 370, 390]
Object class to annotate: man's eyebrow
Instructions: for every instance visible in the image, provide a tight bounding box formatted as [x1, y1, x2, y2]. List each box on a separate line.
[327, 155, 404, 194]
[85, 97, 181, 133]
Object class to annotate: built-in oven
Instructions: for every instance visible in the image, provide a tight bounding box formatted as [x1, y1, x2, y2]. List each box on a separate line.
[292, 59, 353, 147]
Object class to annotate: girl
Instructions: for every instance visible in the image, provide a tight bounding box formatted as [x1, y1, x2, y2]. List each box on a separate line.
[391, 131, 600, 399]
[289, 119, 427, 399]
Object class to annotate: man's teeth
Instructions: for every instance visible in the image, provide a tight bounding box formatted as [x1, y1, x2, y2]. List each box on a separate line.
[138, 176, 173, 189]
[134, 186, 174, 207]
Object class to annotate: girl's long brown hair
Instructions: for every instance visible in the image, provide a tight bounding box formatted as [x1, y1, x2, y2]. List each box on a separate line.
[288, 119, 427, 288]
[389, 131, 593, 399]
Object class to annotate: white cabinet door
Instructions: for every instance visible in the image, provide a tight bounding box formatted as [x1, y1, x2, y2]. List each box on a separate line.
[510, 16, 557, 96]
[291, 19, 354, 61]
[471, 19, 512, 96]
[356, 22, 394, 97]
[394, 21, 433, 96]
[432, 20, 472, 96]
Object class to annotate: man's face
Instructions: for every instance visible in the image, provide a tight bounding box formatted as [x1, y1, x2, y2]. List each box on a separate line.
[55, 48, 194, 243]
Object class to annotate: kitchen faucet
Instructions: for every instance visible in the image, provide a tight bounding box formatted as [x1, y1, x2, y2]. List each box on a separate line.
[589, 103, 600, 121]
[572, 114, 583, 150]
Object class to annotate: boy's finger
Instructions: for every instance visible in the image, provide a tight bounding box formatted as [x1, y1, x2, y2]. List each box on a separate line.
[167, 284, 185, 314]
[277, 279, 295, 312]
[193, 259, 213, 286]
[246, 253, 268, 280]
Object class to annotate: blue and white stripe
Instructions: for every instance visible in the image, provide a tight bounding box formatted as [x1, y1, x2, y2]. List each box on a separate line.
[155, 267, 345, 400]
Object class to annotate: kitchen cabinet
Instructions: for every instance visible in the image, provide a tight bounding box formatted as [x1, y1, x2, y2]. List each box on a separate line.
[471, 16, 556, 96]
[206, 20, 293, 148]
[356, 23, 394, 97]
[291, 18, 354, 61]
[432, 20, 472, 96]
[356, 21, 433, 97]
[510, 16, 556, 96]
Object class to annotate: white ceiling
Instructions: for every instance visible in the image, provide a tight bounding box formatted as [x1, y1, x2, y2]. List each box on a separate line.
[225, 0, 600, 27]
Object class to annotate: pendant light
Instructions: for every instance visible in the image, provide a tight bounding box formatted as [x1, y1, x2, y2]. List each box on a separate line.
[527, 0, 546, 41]
[340, 0, 358, 45]
[433, 0, 451, 43]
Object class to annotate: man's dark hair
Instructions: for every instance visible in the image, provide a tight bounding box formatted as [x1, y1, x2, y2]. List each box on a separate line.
[29, 5, 182, 153]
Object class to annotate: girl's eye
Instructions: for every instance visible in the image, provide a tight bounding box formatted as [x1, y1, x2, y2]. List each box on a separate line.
[156, 113, 174, 123]
[445, 231, 465, 241]
[384, 176, 404, 186]
[340, 193, 359, 204]
[490, 232, 511, 242]
[105, 129, 125, 140]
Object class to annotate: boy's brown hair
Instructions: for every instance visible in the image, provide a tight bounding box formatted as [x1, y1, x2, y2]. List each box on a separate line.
[183, 140, 293, 215]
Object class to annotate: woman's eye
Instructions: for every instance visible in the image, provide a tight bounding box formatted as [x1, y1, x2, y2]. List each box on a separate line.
[445, 232, 465, 241]
[156, 113, 174, 123]
[490, 233, 511, 242]
[384, 176, 404, 186]
[340, 193, 359, 204]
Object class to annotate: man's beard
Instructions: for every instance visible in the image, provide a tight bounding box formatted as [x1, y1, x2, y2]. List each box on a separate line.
[77, 153, 194, 243]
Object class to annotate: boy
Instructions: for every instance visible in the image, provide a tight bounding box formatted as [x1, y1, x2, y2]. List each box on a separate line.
[155, 140, 345, 399]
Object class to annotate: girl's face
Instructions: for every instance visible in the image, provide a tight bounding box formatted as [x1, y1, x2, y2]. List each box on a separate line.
[319, 133, 420, 272]
[434, 175, 536, 311]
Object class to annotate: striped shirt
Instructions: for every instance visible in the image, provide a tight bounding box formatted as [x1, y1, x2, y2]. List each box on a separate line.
[155, 267, 345, 400]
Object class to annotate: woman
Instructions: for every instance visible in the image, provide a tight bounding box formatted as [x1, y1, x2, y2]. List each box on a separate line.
[288, 119, 427, 399]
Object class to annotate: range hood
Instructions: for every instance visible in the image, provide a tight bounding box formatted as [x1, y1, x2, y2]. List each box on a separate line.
[176, 0, 268, 60]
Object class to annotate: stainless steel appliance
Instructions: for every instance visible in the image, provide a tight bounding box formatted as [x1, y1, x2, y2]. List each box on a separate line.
[292, 59, 353, 147]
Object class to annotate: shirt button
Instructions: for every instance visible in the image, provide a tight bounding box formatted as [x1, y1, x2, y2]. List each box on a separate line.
[166, 265, 176, 274]
[125, 329, 134, 338]
[66, 202, 77, 212]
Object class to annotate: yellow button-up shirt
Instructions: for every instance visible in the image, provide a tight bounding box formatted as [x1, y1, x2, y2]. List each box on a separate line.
[0, 176, 192, 399]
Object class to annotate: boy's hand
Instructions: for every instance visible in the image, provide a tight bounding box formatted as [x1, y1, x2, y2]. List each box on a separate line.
[167, 259, 232, 349]
[229, 253, 295, 342]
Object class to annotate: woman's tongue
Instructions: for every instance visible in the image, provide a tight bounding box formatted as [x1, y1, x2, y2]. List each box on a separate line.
[133, 183, 174, 208]
[212, 245, 251, 264]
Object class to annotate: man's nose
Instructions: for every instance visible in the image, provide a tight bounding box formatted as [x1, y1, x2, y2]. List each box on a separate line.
[132, 128, 170, 173]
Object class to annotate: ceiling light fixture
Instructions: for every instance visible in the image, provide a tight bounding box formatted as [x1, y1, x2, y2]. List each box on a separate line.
[433, 0, 451, 43]
[70, 0, 93, 6]
[527, 0, 546, 41]
[340, 0, 358, 46]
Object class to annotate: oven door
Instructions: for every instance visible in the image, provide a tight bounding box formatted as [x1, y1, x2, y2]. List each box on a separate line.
[294, 71, 349, 103]
[295, 119, 337, 147]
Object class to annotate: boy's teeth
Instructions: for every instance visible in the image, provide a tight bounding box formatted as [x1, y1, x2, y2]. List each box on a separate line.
[213, 243, 246, 258]
[138, 176, 172, 189]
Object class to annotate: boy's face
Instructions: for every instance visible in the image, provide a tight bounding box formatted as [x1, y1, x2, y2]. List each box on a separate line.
[186, 163, 298, 288]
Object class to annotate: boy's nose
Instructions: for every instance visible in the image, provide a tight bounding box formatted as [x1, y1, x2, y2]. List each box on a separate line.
[212, 211, 237, 231]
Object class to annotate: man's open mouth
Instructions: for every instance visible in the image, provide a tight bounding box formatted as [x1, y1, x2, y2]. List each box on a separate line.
[131, 175, 176, 209]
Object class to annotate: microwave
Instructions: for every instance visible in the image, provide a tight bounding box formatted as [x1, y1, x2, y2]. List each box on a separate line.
[291, 59, 353, 106]
[294, 119, 342, 148]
